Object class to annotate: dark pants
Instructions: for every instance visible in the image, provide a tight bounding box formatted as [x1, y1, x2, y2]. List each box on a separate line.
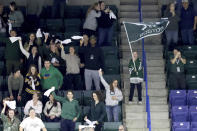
[95, 123, 103, 131]
[181, 29, 194, 45]
[169, 73, 186, 89]
[98, 26, 113, 46]
[64, 74, 82, 90]
[6, 60, 20, 75]
[46, 117, 60, 122]
[60, 119, 75, 131]
[52, 0, 65, 18]
[129, 83, 142, 101]
[11, 90, 22, 107]
[22, 90, 33, 106]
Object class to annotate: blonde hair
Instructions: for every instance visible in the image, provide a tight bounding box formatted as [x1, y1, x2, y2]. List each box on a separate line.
[86, 2, 99, 17]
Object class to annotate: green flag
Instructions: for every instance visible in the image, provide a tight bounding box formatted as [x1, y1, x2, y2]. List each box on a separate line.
[123, 18, 169, 43]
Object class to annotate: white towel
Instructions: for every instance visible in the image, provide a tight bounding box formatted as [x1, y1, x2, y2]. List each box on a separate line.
[9, 37, 21, 43]
[85, 119, 97, 127]
[109, 12, 116, 19]
[29, 76, 35, 90]
[61, 39, 72, 44]
[5, 101, 16, 110]
[36, 28, 43, 38]
[79, 119, 96, 129]
[43, 32, 49, 38]
[44, 87, 55, 97]
[8, 22, 12, 33]
[71, 36, 83, 40]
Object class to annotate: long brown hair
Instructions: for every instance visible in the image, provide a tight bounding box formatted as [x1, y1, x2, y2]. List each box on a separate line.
[27, 65, 38, 79]
[7, 109, 15, 122]
[86, 2, 99, 17]
[93, 91, 104, 102]
[109, 80, 120, 92]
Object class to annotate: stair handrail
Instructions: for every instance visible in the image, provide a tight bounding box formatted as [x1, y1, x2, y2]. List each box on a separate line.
[138, 0, 152, 130]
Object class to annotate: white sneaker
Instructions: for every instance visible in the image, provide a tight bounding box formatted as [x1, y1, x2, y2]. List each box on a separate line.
[128, 101, 133, 104]
[138, 101, 142, 105]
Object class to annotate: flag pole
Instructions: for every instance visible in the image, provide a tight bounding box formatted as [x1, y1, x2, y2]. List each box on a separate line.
[123, 21, 137, 71]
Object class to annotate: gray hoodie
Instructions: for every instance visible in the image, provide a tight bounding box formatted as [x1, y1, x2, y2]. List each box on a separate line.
[9, 10, 24, 28]
[83, 10, 101, 31]
[99, 75, 123, 106]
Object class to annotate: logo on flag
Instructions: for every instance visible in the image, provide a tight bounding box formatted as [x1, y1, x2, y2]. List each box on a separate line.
[123, 18, 169, 43]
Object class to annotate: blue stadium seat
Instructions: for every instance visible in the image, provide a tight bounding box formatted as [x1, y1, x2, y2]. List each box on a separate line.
[189, 106, 197, 122]
[171, 106, 189, 122]
[172, 122, 190, 131]
[191, 122, 197, 131]
[169, 90, 187, 106]
[187, 90, 197, 106]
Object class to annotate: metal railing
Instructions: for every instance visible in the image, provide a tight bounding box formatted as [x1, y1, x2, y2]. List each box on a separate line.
[138, 0, 152, 130]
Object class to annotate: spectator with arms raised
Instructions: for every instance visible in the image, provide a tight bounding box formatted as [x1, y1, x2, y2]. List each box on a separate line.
[1, 98, 20, 131]
[99, 69, 123, 122]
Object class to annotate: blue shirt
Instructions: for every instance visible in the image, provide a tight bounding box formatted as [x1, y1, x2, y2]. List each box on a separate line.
[180, 6, 196, 29]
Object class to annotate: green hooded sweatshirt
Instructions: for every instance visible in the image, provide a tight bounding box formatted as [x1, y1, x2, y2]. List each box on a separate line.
[40, 65, 63, 90]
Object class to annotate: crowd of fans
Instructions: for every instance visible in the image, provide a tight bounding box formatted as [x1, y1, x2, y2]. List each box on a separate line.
[0, 0, 125, 131]
[164, 0, 197, 90]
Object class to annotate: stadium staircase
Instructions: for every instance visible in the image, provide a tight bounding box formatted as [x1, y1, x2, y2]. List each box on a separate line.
[119, 0, 170, 130]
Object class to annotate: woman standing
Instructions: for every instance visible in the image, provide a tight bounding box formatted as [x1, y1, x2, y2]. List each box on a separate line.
[44, 94, 61, 122]
[1, 99, 20, 131]
[52, 90, 81, 131]
[83, 2, 101, 37]
[60, 45, 83, 90]
[97, 1, 116, 46]
[99, 69, 123, 122]
[164, 3, 180, 47]
[23, 65, 41, 104]
[84, 91, 106, 131]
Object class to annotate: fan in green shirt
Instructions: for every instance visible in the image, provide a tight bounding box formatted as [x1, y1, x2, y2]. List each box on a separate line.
[52, 90, 81, 131]
[40, 59, 63, 90]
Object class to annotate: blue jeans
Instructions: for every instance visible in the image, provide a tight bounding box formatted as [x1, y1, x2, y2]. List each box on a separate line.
[106, 105, 120, 122]
[181, 29, 194, 45]
[98, 26, 113, 46]
[60, 119, 75, 131]
[165, 30, 178, 45]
